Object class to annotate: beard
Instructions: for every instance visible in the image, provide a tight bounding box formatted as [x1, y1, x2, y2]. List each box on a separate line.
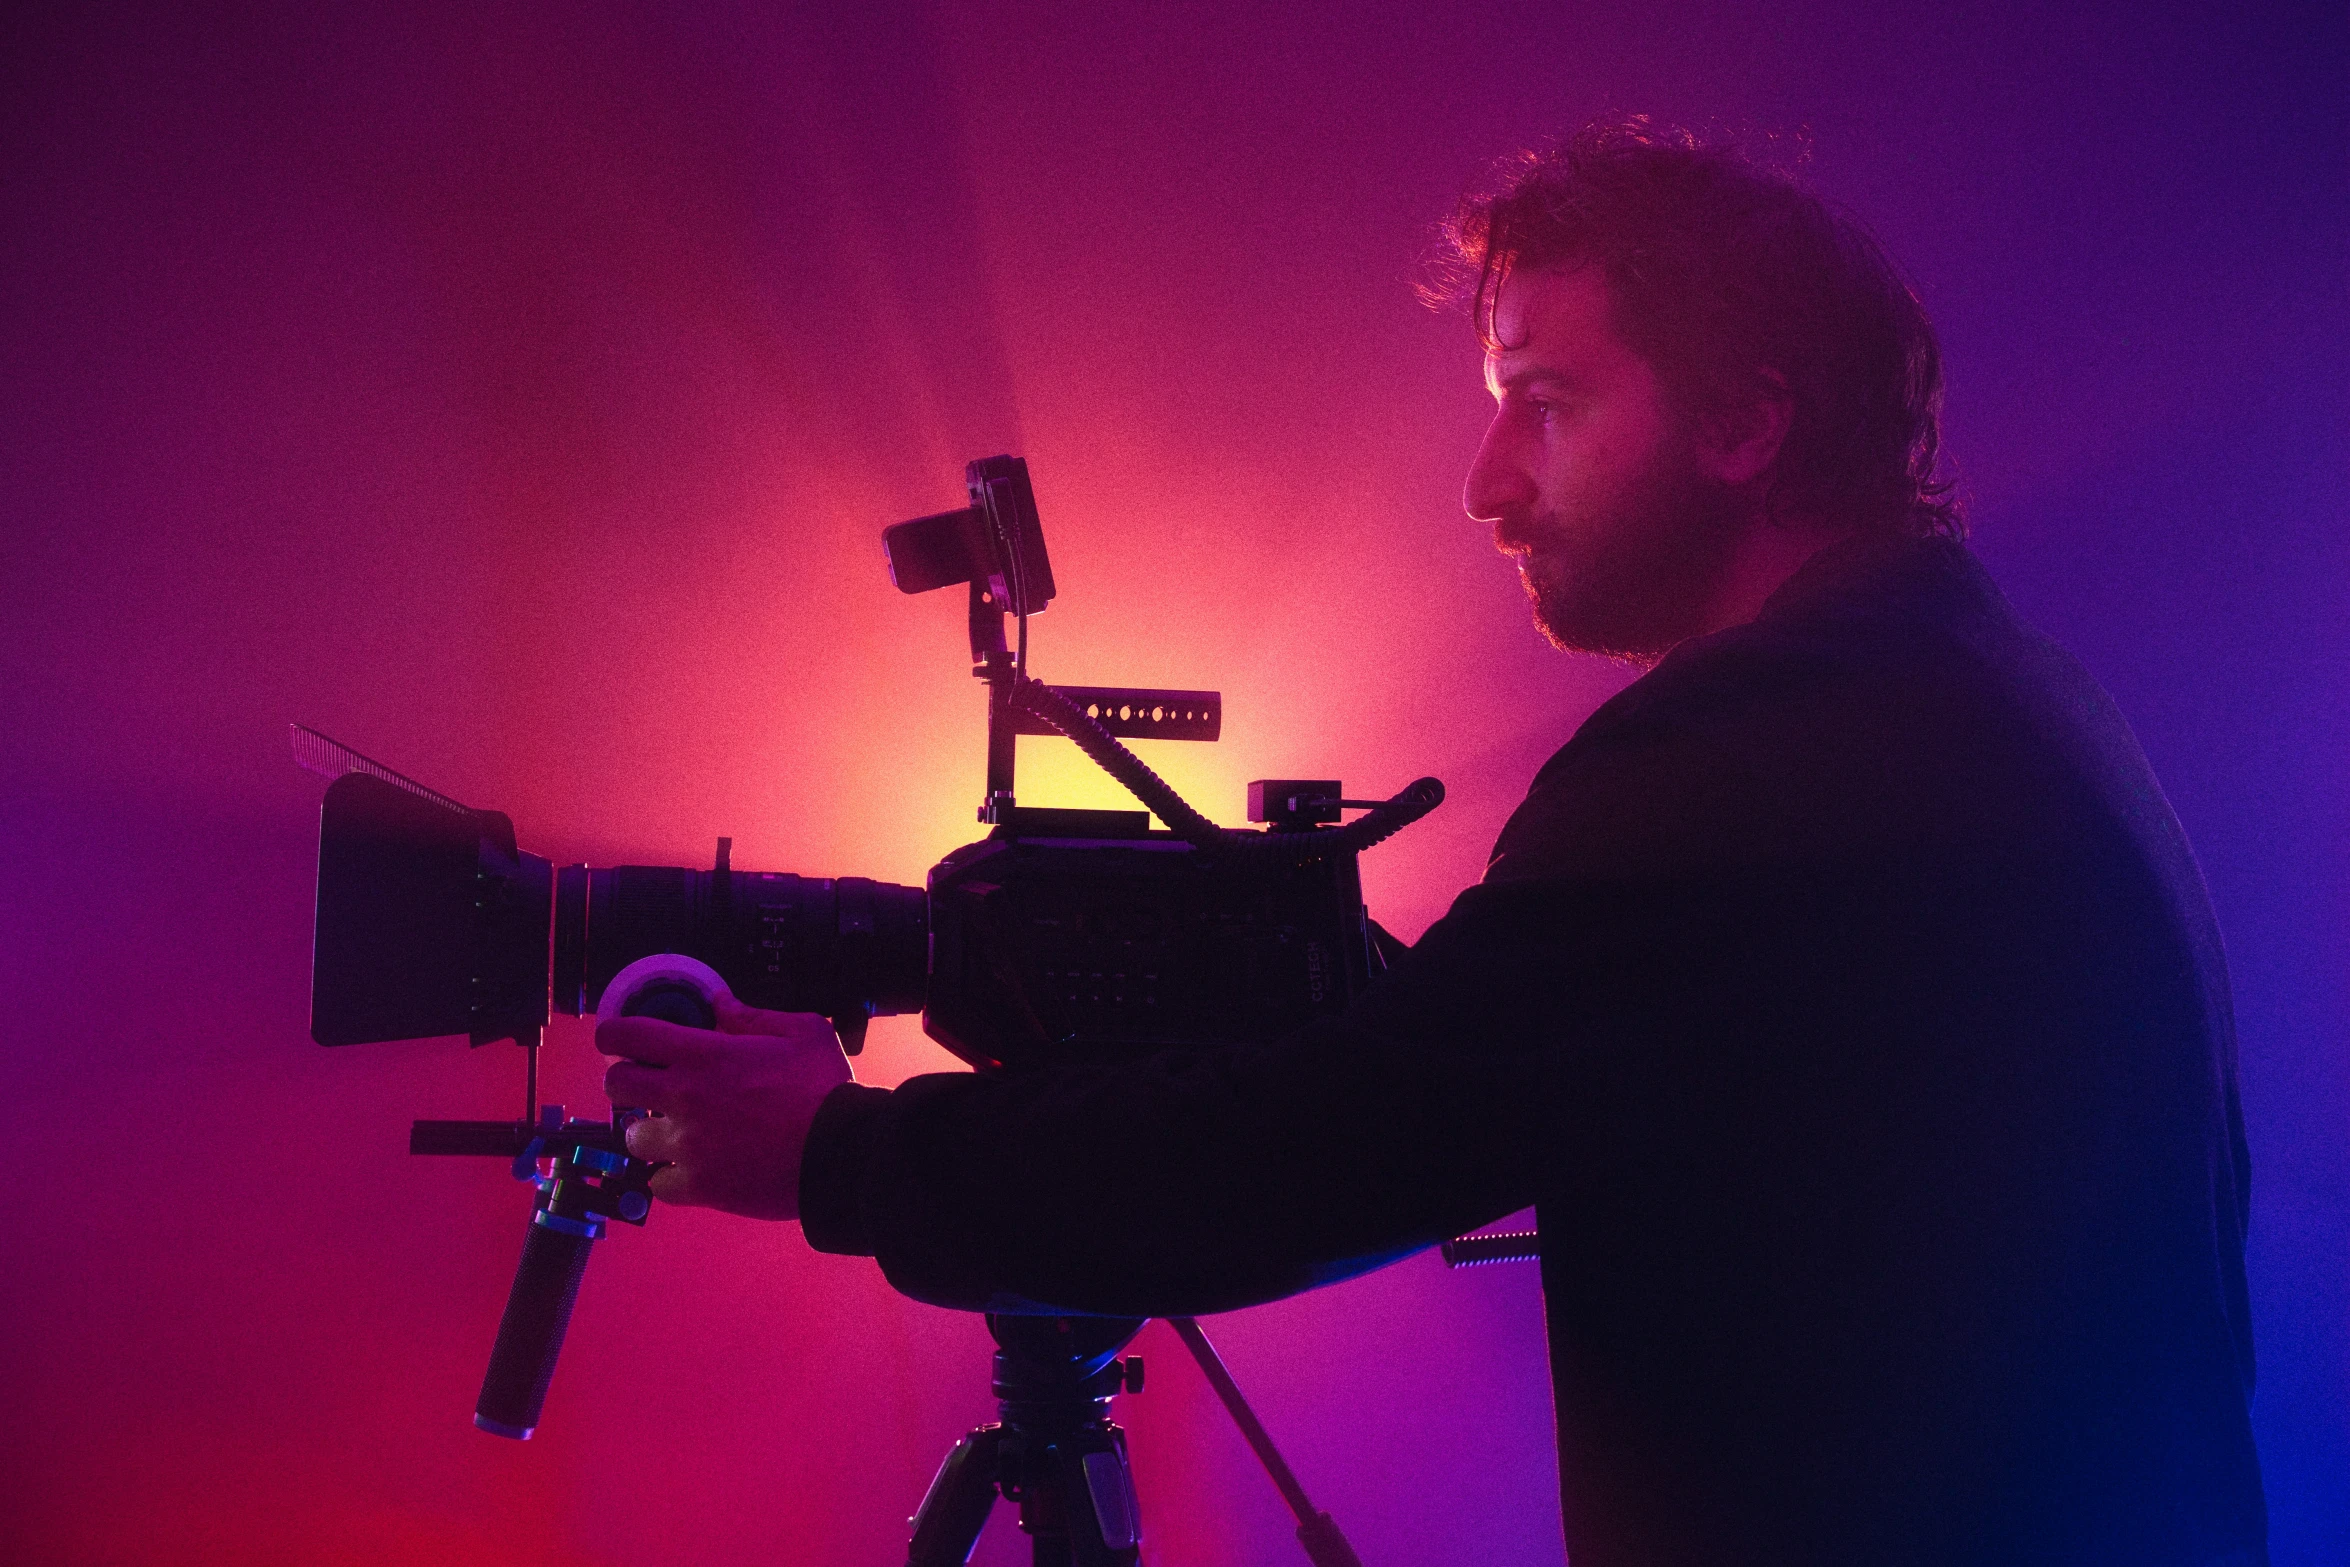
[1509, 431, 1751, 662]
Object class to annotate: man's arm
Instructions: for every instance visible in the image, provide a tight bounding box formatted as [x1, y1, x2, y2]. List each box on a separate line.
[603, 878, 1602, 1318]
[800, 878, 1613, 1317]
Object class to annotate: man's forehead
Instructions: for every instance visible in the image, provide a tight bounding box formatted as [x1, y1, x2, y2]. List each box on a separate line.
[1483, 264, 1620, 386]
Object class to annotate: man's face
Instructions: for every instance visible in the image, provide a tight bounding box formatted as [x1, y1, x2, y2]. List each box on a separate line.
[1464, 265, 1748, 660]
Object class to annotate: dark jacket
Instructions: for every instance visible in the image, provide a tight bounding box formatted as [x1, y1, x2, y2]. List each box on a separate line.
[801, 535, 2266, 1566]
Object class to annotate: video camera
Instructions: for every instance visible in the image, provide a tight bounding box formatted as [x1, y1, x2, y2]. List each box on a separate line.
[298, 456, 1443, 1445]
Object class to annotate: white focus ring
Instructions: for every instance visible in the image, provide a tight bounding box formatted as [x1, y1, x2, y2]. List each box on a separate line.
[597, 953, 736, 1024]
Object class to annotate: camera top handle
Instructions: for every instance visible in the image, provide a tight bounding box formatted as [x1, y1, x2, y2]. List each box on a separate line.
[885, 457, 1444, 850]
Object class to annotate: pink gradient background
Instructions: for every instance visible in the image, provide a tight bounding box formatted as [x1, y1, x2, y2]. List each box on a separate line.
[4, 2, 2343, 1561]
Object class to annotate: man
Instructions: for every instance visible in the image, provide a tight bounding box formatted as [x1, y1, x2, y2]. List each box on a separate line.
[599, 122, 2266, 1564]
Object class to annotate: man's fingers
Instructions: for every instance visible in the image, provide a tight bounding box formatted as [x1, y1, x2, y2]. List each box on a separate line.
[716, 995, 838, 1043]
[624, 1111, 683, 1163]
[602, 1007, 840, 1065]
[596, 1013, 726, 1066]
[645, 1161, 702, 1207]
[604, 1058, 675, 1111]
[626, 1117, 705, 1208]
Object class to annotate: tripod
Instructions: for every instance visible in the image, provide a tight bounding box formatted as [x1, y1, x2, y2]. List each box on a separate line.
[908, 1314, 1146, 1566]
[906, 1314, 1363, 1567]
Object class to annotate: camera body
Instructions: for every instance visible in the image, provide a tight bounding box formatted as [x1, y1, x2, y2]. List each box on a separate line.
[926, 814, 1371, 1072]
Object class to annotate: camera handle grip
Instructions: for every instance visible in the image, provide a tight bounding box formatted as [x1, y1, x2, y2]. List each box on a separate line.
[463, 952, 712, 1440]
[474, 1203, 602, 1438]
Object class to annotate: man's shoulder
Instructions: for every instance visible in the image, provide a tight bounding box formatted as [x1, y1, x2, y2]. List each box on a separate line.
[1487, 535, 2078, 885]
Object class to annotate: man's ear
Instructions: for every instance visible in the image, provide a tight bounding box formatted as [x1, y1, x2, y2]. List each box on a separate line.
[1696, 370, 1792, 487]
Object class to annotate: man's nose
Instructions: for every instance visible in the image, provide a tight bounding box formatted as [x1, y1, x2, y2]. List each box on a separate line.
[1463, 414, 1533, 523]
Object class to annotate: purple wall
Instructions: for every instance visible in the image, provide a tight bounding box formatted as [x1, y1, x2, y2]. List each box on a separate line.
[4, 2, 2342, 1561]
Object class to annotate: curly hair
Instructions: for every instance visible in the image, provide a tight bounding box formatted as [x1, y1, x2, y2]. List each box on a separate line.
[1431, 119, 1962, 539]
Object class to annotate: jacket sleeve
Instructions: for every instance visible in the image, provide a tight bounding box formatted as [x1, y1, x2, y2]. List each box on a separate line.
[795, 877, 1601, 1317]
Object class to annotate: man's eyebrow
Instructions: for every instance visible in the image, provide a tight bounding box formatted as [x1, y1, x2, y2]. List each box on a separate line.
[1488, 364, 1580, 396]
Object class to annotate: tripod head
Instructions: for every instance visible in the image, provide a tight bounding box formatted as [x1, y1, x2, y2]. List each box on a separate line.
[910, 1314, 1149, 1567]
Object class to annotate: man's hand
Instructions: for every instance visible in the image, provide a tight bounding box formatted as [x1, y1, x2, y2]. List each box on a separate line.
[597, 996, 852, 1220]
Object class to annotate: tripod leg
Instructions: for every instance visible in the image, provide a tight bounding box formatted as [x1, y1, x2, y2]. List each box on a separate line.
[908, 1425, 1004, 1567]
[1052, 1425, 1141, 1567]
